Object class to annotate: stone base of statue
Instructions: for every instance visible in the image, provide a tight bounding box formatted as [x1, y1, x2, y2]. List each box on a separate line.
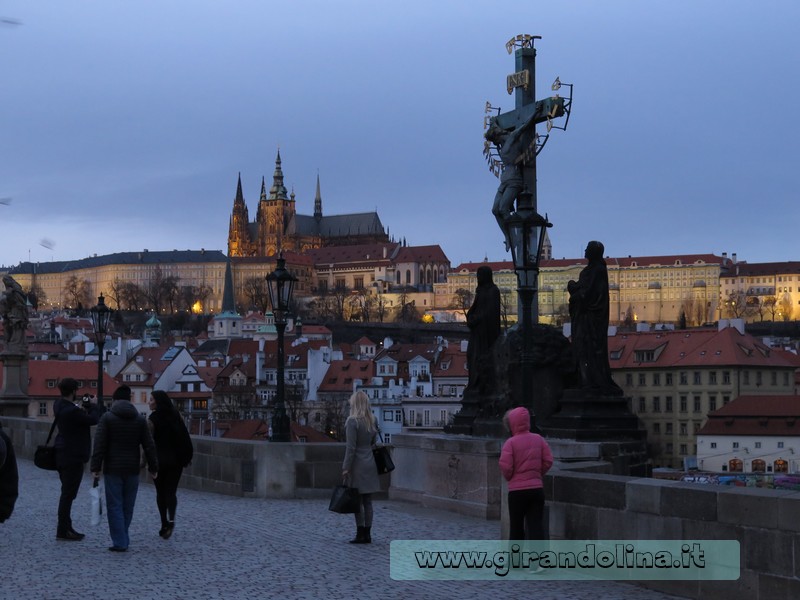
[539, 389, 649, 476]
[0, 352, 29, 417]
[445, 388, 508, 437]
[389, 431, 502, 519]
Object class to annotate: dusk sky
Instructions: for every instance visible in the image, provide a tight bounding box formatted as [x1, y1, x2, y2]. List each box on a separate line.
[1, 1, 798, 269]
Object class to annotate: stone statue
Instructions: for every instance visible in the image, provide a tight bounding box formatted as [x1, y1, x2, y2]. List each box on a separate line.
[0, 276, 29, 354]
[567, 241, 622, 396]
[485, 114, 540, 250]
[465, 266, 502, 395]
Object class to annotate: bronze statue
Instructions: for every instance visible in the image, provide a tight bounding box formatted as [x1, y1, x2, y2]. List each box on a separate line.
[0, 276, 29, 354]
[465, 266, 502, 394]
[485, 115, 539, 250]
[567, 242, 622, 396]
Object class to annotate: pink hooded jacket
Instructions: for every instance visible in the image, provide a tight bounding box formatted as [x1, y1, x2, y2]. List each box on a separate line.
[499, 407, 554, 491]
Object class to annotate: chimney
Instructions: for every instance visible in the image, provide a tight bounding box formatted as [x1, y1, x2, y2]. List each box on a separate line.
[722, 252, 727, 259]
[732, 253, 737, 264]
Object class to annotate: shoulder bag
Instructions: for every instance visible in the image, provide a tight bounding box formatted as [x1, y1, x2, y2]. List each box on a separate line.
[34, 414, 59, 471]
[372, 429, 395, 475]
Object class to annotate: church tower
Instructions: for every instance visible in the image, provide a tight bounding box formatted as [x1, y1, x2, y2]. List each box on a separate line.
[257, 150, 296, 256]
[228, 173, 251, 257]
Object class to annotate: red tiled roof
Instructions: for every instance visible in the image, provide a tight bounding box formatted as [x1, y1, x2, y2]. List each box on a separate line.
[432, 345, 469, 377]
[355, 336, 375, 346]
[609, 327, 799, 369]
[318, 359, 373, 392]
[394, 244, 449, 264]
[720, 261, 800, 278]
[0, 359, 118, 397]
[698, 396, 800, 436]
[306, 243, 398, 266]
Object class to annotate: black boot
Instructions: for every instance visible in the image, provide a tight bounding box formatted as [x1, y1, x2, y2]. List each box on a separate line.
[362, 526, 372, 544]
[349, 526, 366, 544]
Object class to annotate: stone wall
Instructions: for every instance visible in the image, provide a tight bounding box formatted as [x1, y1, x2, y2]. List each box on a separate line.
[546, 469, 800, 600]
[1, 416, 349, 499]
[389, 432, 502, 519]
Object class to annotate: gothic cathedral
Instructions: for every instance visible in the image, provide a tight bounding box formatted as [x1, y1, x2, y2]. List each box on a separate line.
[227, 151, 389, 257]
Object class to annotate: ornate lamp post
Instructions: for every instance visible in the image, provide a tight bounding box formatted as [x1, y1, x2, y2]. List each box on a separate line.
[266, 253, 297, 442]
[90, 294, 112, 405]
[506, 189, 551, 430]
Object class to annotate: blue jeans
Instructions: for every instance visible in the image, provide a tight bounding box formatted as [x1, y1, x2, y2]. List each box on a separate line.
[104, 473, 139, 549]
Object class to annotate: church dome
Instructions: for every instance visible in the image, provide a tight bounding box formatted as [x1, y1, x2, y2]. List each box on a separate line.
[146, 314, 162, 328]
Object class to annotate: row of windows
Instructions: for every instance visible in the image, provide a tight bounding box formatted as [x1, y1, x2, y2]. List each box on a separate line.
[663, 443, 693, 455]
[651, 421, 701, 436]
[711, 441, 787, 450]
[637, 395, 730, 414]
[627, 370, 790, 388]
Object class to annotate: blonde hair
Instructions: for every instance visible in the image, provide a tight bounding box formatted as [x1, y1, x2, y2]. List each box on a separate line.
[348, 390, 377, 432]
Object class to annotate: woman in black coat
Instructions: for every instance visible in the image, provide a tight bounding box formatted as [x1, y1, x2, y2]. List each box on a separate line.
[148, 391, 193, 539]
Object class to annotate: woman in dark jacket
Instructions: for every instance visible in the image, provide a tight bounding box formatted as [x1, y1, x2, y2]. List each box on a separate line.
[148, 390, 193, 539]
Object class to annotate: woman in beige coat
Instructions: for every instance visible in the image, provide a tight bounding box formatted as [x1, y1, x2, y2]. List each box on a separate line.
[341, 390, 381, 544]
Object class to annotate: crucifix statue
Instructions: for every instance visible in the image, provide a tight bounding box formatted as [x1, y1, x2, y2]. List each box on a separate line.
[484, 35, 571, 250]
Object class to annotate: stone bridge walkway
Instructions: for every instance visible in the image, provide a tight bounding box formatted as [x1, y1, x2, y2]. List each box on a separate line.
[2, 460, 686, 600]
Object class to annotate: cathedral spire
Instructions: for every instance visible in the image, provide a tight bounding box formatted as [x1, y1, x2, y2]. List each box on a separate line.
[234, 172, 245, 206]
[314, 172, 322, 221]
[260, 176, 267, 202]
[269, 149, 288, 200]
[221, 256, 237, 314]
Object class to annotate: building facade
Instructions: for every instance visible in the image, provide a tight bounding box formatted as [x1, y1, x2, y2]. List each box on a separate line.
[611, 322, 799, 468]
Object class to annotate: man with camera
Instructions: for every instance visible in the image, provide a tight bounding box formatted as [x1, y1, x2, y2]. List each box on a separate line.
[53, 378, 106, 541]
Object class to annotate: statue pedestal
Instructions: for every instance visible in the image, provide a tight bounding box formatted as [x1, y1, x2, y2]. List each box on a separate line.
[0, 352, 29, 417]
[540, 389, 649, 476]
[389, 432, 502, 519]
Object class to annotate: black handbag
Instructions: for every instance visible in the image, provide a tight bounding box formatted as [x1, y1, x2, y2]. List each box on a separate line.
[34, 415, 59, 471]
[329, 484, 360, 514]
[372, 430, 395, 475]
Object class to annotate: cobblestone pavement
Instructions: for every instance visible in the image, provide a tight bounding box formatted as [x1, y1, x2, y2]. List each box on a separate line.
[2, 460, 687, 600]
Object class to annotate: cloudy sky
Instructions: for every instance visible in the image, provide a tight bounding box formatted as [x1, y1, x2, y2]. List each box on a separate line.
[1, 0, 798, 269]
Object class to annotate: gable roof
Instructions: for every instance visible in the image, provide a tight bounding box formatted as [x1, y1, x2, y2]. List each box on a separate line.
[609, 327, 799, 369]
[318, 359, 372, 392]
[0, 359, 118, 398]
[698, 395, 800, 436]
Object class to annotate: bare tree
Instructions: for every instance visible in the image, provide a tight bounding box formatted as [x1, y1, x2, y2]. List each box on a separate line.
[779, 293, 794, 321]
[284, 382, 306, 424]
[452, 288, 474, 320]
[349, 288, 374, 322]
[118, 282, 145, 311]
[498, 287, 513, 331]
[242, 276, 270, 313]
[329, 284, 351, 322]
[763, 296, 778, 321]
[143, 266, 180, 314]
[375, 294, 388, 323]
[723, 291, 748, 319]
[62, 274, 92, 310]
[24, 282, 46, 309]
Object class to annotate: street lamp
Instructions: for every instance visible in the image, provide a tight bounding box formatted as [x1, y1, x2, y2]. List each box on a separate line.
[90, 294, 112, 406]
[266, 252, 297, 442]
[506, 188, 551, 430]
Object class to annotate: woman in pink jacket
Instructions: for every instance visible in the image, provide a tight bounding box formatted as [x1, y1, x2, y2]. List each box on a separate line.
[499, 406, 554, 540]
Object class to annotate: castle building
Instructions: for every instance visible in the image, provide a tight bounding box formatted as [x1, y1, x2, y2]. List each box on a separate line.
[228, 151, 389, 258]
